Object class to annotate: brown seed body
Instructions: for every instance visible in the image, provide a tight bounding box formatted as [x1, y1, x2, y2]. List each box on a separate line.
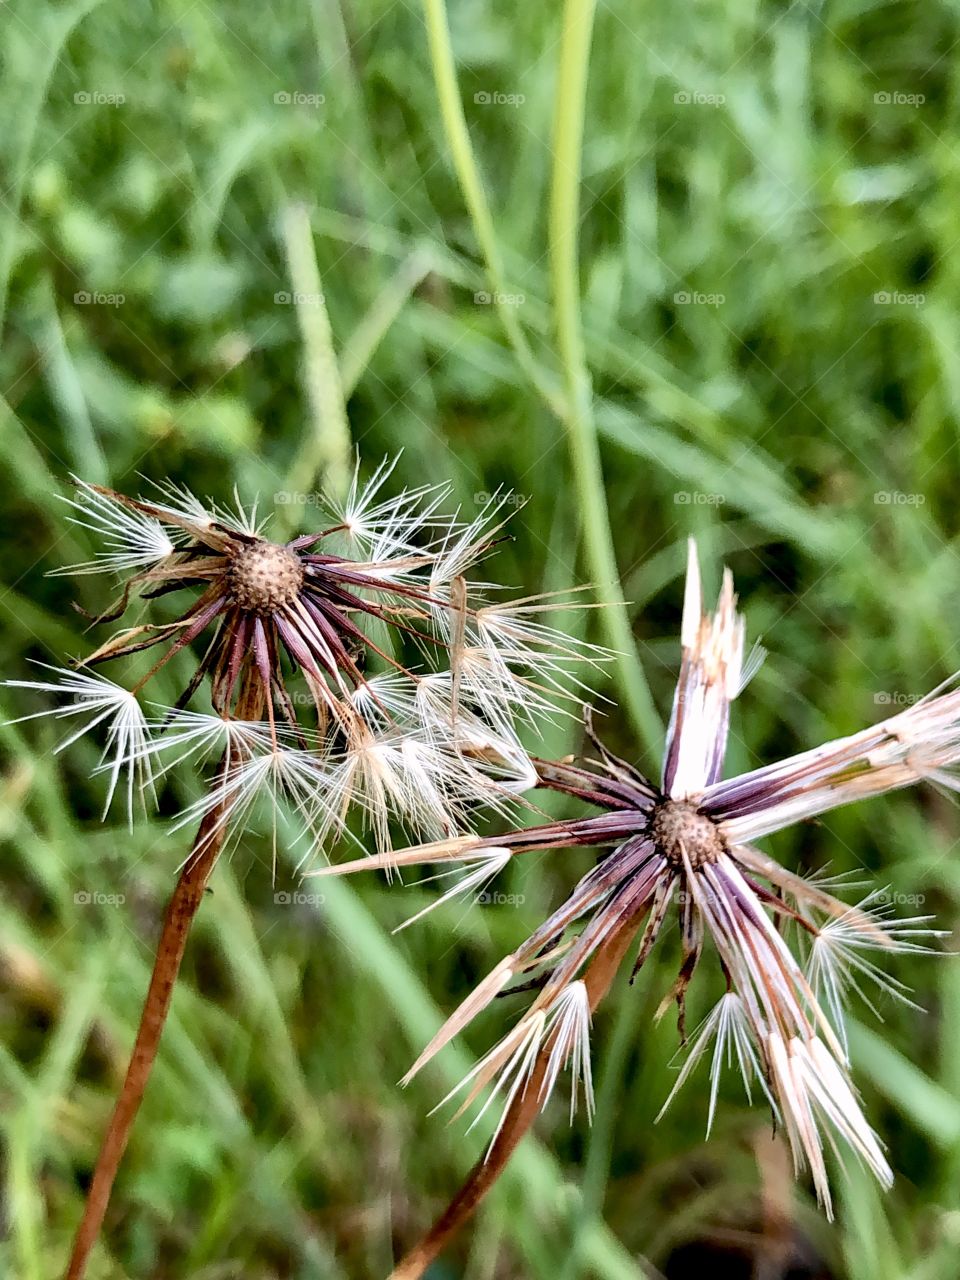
[227, 541, 305, 613]
[652, 799, 724, 868]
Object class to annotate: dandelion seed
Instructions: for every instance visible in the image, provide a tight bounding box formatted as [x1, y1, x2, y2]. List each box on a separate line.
[331, 455, 452, 556]
[394, 848, 513, 932]
[6, 666, 153, 826]
[174, 745, 329, 859]
[455, 1011, 546, 1148]
[657, 991, 771, 1134]
[540, 981, 595, 1122]
[55, 478, 177, 576]
[143, 709, 298, 774]
[805, 892, 942, 1046]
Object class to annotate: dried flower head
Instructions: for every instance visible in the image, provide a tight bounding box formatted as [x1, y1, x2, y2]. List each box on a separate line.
[10, 461, 604, 852]
[317, 539, 951, 1216]
[7, 461, 608, 1280]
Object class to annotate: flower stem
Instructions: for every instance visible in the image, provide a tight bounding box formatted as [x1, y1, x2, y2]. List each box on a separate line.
[386, 905, 647, 1279]
[549, 0, 663, 758]
[63, 783, 230, 1280]
[279, 201, 353, 517]
[418, 0, 662, 758]
[419, 0, 564, 420]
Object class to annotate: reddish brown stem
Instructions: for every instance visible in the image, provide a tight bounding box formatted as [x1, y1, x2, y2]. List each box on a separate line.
[389, 908, 647, 1280]
[64, 794, 229, 1280]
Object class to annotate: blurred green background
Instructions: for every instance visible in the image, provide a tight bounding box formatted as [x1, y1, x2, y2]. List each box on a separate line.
[3, 1, 960, 1277]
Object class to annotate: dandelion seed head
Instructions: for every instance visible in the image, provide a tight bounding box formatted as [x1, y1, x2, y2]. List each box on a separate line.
[329, 538, 956, 1210]
[10, 462, 606, 839]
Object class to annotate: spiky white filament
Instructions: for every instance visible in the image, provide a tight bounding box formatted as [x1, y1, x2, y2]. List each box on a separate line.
[331, 455, 452, 558]
[806, 892, 942, 1048]
[459, 1013, 546, 1148]
[428, 492, 515, 593]
[683, 854, 889, 1209]
[709, 682, 960, 845]
[767, 1033, 892, 1217]
[394, 848, 513, 933]
[143, 709, 303, 776]
[6, 666, 153, 827]
[657, 991, 772, 1134]
[173, 746, 331, 877]
[540, 981, 595, 1123]
[434, 982, 596, 1150]
[56, 479, 176, 576]
[664, 540, 755, 798]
